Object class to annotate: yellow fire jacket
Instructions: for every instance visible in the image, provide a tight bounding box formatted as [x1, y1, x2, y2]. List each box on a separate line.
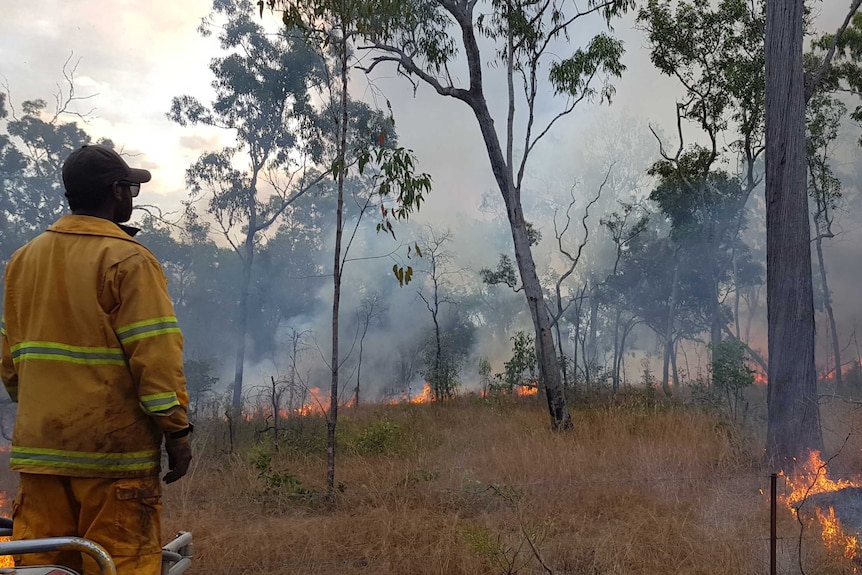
[1, 215, 190, 478]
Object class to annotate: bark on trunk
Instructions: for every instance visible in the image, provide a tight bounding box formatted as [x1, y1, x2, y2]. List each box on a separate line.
[231, 170, 260, 420]
[554, 322, 567, 390]
[587, 293, 599, 382]
[327, 35, 349, 501]
[765, 0, 823, 468]
[662, 259, 681, 396]
[231, 254, 252, 413]
[467, 95, 571, 429]
[612, 308, 622, 392]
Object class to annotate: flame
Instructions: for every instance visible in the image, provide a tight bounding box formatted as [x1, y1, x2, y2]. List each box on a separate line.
[516, 384, 538, 396]
[295, 387, 327, 416]
[409, 383, 433, 404]
[388, 383, 434, 405]
[818, 359, 862, 383]
[780, 450, 862, 563]
[754, 372, 767, 385]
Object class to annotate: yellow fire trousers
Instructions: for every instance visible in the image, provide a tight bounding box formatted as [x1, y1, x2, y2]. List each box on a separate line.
[12, 473, 163, 575]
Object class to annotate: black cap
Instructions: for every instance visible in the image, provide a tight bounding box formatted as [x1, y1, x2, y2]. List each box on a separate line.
[62, 145, 152, 200]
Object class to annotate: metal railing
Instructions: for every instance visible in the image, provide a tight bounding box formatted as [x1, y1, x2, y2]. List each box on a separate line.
[0, 519, 192, 575]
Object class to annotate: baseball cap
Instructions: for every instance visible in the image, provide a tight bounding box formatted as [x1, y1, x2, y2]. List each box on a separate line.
[62, 144, 152, 200]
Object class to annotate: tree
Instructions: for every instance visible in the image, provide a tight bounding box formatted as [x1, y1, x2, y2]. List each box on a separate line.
[0, 61, 100, 268]
[359, 0, 636, 429]
[264, 0, 433, 499]
[710, 340, 754, 422]
[638, 0, 765, 383]
[598, 202, 649, 391]
[806, 94, 845, 389]
[416, 227, 460, 400]
[763, 0, 861, 467]
[168, 0, 324, 421]
[806, 11, 862, 391]
[545, 171, 606, 391]
[353, 291, 387, 406]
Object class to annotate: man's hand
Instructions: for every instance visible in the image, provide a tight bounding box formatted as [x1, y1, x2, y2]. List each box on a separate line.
[163, 439, 192, 484]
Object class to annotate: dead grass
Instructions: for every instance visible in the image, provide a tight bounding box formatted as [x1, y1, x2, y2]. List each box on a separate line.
[151, 391, 862, 574]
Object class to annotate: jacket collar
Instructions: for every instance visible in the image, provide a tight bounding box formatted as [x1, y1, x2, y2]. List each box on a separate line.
[47, 215, 142, 243]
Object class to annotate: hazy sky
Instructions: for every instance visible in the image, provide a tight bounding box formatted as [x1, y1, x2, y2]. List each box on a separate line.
[0, 1, 849, 223]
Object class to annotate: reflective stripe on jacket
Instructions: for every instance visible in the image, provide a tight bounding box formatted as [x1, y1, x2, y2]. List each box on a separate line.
[0, 215, 190, 477]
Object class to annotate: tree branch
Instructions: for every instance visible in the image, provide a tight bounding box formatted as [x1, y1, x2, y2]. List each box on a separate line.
[807, 0, 862, 102]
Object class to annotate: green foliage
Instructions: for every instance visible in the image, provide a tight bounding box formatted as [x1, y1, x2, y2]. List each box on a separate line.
[813, 11, 862, 137]
[548, 33, 626, 104]
[353, 420, 403, 455]
[806, 93, 845, 220]
[709, 340, 753, 421]
[251, 441, 314, 496]
[184, 358, 219, 416]
[480, 254, 519, 291]
[638, 0, 764, 148]
[421, 310, 476, 399]
[169, 0, 323, 228]
[492, 331, 537, 393]
[0, 82, 97, 267]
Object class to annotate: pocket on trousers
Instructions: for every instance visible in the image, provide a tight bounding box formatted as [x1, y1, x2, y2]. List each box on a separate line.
[111, 478, 162, 556]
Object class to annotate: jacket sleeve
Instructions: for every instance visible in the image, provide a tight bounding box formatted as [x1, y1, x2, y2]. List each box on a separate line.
[109, 254, 190, 436]
[0, 318, 17, 402]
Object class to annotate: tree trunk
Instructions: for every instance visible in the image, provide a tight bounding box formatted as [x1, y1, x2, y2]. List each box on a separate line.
[467, 99, 571, 429]
[231, 171, 259, 424]
[662, 259, 681, 396]
[814, 225, 842, 391]
[271, 376, 279, 446]
[765, 0, 823, 468]
[355, 333, 364, 407]
[231, 254, 252, 414]
[671, 339, 680, 389]
[587, 291, 599, 382]
[327, 33, 349, 501]
[612, 308, 622, 392]
[554, 312, 569, 390]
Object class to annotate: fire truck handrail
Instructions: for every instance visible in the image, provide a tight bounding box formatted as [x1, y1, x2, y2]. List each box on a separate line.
[0, 537, 116, 575]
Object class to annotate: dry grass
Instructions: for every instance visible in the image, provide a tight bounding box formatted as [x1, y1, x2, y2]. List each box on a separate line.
[0, 389, 857, 573]
[153, 390, 862, 575]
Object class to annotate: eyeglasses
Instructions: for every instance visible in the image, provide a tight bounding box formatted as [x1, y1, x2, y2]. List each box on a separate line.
[115, 180, 141, 197]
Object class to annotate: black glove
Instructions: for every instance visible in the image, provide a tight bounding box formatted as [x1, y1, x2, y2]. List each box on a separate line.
[163, 436, 192, 484]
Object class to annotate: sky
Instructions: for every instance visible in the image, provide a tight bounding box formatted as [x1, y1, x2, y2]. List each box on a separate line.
[0, 0, 856, 384]
[0, 1, 848, 218]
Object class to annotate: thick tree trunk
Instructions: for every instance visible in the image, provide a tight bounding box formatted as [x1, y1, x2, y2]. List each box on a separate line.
[764, 0, 823, 468]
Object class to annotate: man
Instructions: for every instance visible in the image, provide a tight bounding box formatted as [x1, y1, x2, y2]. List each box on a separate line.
[0, 144, 193, 575]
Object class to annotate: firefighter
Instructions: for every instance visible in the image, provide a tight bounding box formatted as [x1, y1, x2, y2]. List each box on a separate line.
[0, 144, 193, 575]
